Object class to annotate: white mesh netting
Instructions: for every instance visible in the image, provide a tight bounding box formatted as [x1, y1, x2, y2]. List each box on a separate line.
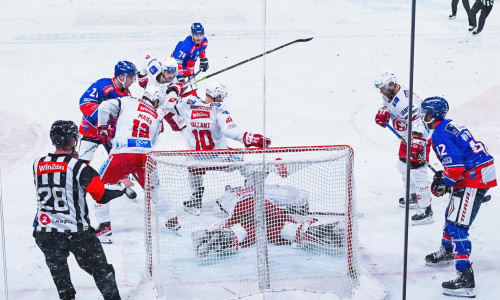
[145, 146, 359, 299]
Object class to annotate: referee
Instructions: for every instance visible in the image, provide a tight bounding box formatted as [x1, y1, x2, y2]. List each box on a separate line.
[32, 120, 130, 300]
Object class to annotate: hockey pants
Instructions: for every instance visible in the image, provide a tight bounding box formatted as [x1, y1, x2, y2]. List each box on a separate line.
[441, 187, 487, 271]
[33, 229, 121, 300]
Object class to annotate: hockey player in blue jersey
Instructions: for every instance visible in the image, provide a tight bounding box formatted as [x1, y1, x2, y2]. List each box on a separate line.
[421, 96, 496, 298]
[172, 22, 209, 81]
[78, 61, 138, 202]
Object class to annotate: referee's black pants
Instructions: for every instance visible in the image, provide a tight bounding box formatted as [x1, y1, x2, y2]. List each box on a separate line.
[33, 229, 120, 300]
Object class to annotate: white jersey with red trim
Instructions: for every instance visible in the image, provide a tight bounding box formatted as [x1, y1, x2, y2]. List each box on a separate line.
[97, 97, 166, 155]
[161, 95, 245, 150]
[216, 185, 309, 217]
[382, 84, 427, 140]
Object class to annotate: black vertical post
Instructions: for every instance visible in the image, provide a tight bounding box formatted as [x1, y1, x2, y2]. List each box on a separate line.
[403, 1, 418, 299]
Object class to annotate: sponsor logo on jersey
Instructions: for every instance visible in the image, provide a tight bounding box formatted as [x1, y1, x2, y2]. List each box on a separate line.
[103, 85, 114, 95]
[37, 162, 68, 176]
[98, 156, 112, 177]
[53, 219, 74, 224]
[226, 116, 233, 123]
[138, 103, 158, 118]
[186, 99, 196, 105]
[39, 213, 51, 225]
[210, 102, 221, 107]
[404, 90, 410, 98]
[190, 105, 211, 111]
[191, 110, 210, 119]
[443, 157, 452, 164]
[202, 41, 208, 47]
[128, 138, 152, 148]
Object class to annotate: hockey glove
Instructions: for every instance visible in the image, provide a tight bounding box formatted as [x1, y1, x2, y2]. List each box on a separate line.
[431, 171, 450, 197]
[192, 227, 237, 257]
[243, 132, 271, 148]
[200, 57, 209, 72]
[375, 106, 390, 128]
[410, 135, 426, 160]
[97, 125, 112, 146]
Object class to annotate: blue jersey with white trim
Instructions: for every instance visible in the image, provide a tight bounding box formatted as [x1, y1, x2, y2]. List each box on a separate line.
[431, 119, 496, 188]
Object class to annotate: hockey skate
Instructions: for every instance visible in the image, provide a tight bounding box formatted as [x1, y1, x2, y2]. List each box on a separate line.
[442, 266, 476, 298]
[184, 187, 204, 216]
[449, 14, 456, 19]
[411, 205, 434, 226]
[96, 221, 112, 244]
[192, 228, 237, 257]
[165, 216, 181, 231]
[399, 193, 418, 209]
[425, 246, 454, 266]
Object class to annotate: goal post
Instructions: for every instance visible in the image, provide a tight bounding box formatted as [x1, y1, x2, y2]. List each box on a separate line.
[144, 145, 381, 299]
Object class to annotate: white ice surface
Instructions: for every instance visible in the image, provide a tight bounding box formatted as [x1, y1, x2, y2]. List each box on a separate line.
[1, 0, 500, 299]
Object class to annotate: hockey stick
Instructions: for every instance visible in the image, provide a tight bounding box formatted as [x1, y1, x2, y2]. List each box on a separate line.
[78, 144, 98, 160]
[195, 37, 314, 83]
[385, 123, 438, 173]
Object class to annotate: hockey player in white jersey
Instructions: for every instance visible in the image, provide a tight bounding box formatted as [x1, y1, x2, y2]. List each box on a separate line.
[94, 84, 173, 242]
[137, 54, 188, 132]
[374, 70, 433, 225]
[161, 81, 271, 216]
[192, 184, 345, 257]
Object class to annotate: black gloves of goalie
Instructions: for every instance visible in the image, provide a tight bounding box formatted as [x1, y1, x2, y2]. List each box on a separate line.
[200, 57, 209, 72]
[431, 171, 450, 197]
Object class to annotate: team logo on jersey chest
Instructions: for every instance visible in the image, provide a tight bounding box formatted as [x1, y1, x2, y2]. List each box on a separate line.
[191, 110, 210, 119]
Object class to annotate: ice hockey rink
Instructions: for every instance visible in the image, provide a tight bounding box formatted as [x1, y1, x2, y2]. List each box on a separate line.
[1, 0, 500, 299]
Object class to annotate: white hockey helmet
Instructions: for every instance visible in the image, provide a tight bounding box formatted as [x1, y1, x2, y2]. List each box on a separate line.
[206, 81, 228, 102]
[143, 84, 163, 105]
[162, 57, 178, 75]
[374, 70, 397, 89]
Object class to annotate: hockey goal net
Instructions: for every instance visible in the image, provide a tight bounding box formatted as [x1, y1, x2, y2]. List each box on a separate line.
[145, 145, 360, 299]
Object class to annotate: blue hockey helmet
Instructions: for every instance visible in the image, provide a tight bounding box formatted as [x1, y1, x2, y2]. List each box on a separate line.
[191, 22, 205, 35]
[421, 96, 449, 121]
[114, 60, 138, 77]
[421, 97, 449, 129]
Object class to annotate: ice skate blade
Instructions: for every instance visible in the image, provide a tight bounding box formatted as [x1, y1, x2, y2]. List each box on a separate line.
[399, 203, 418, 209]
[443, 287, 475, 298]
[411, 217, 434, 226]
[425, 260, 453, 267]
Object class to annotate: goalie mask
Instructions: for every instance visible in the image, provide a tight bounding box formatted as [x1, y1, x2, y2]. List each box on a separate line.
[206, 81, 228, 102]
[50, 120, 79, 147]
